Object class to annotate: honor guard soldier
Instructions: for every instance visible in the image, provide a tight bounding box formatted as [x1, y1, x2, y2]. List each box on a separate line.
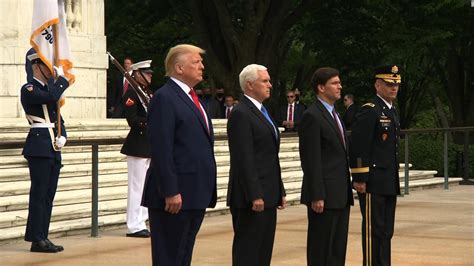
[21, 48, 70, 253]
[120, 60, 154, 238]
[349, 65, 401, 266]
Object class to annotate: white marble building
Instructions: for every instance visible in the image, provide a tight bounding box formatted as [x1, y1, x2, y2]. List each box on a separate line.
[0, 0, 107, 119]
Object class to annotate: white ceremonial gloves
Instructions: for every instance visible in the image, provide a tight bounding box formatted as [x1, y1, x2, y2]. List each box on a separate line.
[53, 66, 65, 77]
[55, 136, 67, 148]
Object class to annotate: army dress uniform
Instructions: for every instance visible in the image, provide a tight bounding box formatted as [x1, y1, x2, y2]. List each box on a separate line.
[349, 66, 401, 266]
[21, 59, 69, 247]
[120, 61, 154, 236]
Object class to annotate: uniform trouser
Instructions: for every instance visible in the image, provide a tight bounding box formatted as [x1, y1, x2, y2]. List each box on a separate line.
[306, 205, 350, 266]
[24, 156, 61, 242]
[358, 193, 397, 266]
[230, 208, 277, 266]
[126, 156, 150, 233]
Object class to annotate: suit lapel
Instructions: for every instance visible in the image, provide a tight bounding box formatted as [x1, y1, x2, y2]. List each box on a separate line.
[168, 79, 212, 141]
[315, 100, 346, 149]
[242, 97, 279, 144]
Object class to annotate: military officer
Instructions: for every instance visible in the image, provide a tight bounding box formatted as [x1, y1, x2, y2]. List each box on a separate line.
[21, 48, 70, 253]
[349, 65, 401, 266]
[120, 60, 154, 238]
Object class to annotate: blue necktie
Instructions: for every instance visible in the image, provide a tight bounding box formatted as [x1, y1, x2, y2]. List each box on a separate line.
[261, 105, 278, 138]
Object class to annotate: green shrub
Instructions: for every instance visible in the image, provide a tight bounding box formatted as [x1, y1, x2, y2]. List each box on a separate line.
[399, 133, 474, 177]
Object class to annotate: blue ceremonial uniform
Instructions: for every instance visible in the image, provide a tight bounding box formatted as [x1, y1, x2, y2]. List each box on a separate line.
[21, 76, 69, 242]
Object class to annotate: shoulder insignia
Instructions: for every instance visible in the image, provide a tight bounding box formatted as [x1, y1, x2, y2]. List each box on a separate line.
[362, 103, 375, 108]
[125, 97, 135, 107]
[26, 85, 34, 92]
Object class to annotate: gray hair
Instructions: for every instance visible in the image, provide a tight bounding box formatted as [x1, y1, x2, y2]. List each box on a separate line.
[239, 64, 267, 92]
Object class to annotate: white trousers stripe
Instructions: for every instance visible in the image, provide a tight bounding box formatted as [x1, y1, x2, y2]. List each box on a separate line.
[126, 156, 150, 233]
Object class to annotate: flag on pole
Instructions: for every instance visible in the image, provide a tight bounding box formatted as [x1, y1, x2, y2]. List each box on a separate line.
[30, 0, 75, 84]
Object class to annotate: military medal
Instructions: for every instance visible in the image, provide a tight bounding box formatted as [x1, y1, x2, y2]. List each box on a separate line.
[382, 133, 388, 141]
[379, 115, 391, 127]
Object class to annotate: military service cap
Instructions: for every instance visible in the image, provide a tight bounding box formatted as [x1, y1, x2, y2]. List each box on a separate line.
[131, 60, 153, 73]
[25, 48, 40, 82]
[374, 65, 401, 84]
[26, 48, 42, 64]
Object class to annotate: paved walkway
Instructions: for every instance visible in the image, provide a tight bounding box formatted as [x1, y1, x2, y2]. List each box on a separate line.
[1, 185, 473, 265]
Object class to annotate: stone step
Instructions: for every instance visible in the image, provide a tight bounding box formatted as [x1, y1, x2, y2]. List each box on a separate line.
[0, 185, 128, 212]
[0, 173, 128, 197]
[399, 177, 462, 191]
[399, 169, 437, 180]
[0, 150, 127, 169]
[0, 199, 127, 229]
[0, 161, 129, 182]
[0, 213, 127, 241]
[0, 156, 304, 183]
[0, 171, 304, 229]
[0, 177, 461, 242]
[0, 169, 303, 213]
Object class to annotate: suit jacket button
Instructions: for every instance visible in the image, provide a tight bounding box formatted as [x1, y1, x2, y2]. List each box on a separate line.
[373, 164, 376, 167]
[36, 133, 39, 136]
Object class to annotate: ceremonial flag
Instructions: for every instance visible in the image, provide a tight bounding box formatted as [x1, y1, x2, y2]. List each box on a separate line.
[30, 0, 75, 84]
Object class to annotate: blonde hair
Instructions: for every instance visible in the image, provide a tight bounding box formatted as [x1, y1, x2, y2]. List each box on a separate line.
[239, 64, 267, 92]
[164, 44, 205, 76]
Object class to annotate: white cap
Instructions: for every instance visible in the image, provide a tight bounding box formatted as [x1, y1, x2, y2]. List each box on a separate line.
[131, 60, 153, 73]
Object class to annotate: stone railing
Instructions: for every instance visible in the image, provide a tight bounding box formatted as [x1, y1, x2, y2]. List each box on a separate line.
[65, 0, 82, 33]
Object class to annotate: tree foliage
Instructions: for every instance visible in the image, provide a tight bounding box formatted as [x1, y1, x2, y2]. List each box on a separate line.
[105, 0, 472, 129]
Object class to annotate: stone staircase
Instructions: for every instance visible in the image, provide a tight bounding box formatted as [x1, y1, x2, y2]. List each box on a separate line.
[0, 118, 457, 243]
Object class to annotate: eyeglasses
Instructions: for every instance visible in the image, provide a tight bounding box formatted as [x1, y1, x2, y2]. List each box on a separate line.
[287, 96, 295, 98]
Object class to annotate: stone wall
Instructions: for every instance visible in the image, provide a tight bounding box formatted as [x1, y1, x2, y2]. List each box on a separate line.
[0, 0, 108, 119]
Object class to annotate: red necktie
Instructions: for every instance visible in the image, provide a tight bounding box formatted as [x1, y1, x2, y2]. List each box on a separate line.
[332, 108, 346, 147]
[189, 89, 209, 132]
[226, 107, 231, 119]
[123, 79, 129, 95]
[288, 104, 293, 121]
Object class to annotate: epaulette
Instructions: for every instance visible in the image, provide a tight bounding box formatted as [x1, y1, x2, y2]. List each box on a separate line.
[361, 103, 375, 108]
[24, 84, 34, 92]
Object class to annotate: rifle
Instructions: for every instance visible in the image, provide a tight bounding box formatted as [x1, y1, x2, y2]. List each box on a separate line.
[107, 52, 151, 109]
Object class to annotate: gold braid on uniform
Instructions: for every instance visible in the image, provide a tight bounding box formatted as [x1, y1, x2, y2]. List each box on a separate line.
[366, 193, 372, 266]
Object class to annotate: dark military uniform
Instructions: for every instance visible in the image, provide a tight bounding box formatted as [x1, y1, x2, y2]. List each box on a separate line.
[21, 76, 69, 243]
[350, 66, 401, 266]
[120, 88, 151, 158]
[120, 60, 154, 236]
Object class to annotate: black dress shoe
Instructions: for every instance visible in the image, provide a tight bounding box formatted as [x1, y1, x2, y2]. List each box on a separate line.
[30, 240, 58, 253]
[45, 239, 64, 252]
[126, 229, 150, 238]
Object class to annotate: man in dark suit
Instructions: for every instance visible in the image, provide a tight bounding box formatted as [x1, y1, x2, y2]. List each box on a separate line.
[215, 87, 226, 115]
[277, 90, 305, 132]
[299, 67, 353, 265]
[120, 60, 155, 238]
[108, 57, 133, 118]
[342, 93, 360, 130]
[222, 95, 235, 119]
[350, 65, 402, 266]
[142, 44, 217, 266]
[227, 64, 286, 266]
[21, 48, 69, 253]
[202, 87, 221, 119]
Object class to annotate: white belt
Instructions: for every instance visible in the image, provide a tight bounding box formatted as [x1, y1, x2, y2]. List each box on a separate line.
[31, 123, 55, 128]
